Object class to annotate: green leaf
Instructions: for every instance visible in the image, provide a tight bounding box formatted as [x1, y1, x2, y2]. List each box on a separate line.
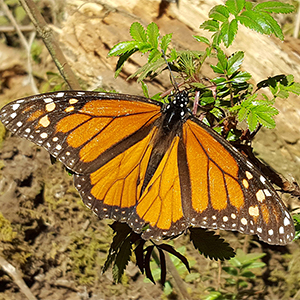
[253, 2, 295, 14]
[193, 35, 210, 45]
[114, 48, 138, 77]
[200, 20, 219, 32]
[258, 12, 283, 40]
[231, 71, 251, 83]
[108, 41, 139, 57]
[240, 271, 255, 278]
[189, 228, 235, 261]
[220, 21, 230, 47]
[147, 22, 159, 48]
[237, 107, 248, 122]
[130, 22, 147, 42]
[141, 81, 149, 98]
[227, 19, 238, 46]
[160, 33, 173, 52]
[237, 12, 265, 34]
[209, 5, 229, 22]
[247, 111, 258, 132]
[222, 266, 238, 276]
[148, 48, 161, 63]
[227, 51, 244, 75]
[225, 0, 245, 15]
[216, 49, 227, 72]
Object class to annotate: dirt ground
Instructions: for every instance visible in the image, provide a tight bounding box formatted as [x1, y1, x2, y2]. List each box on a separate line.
[0, 0, 300, 299]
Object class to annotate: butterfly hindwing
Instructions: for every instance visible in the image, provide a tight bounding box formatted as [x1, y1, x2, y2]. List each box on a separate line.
[182, 118, 294, 245]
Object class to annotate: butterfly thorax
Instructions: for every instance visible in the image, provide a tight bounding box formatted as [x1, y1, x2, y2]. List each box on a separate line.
[162, 91, 189, 134]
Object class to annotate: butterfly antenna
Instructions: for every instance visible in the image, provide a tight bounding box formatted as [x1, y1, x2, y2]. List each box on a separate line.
[161, 49, 179, 93]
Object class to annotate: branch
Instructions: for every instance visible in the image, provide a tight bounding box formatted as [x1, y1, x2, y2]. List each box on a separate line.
[0, 255, 37, 300]
[18, 0, 81, 90]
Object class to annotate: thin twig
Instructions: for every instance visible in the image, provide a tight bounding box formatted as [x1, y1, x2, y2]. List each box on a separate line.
[0, 255, 37, 300]
[0, 0, 38, 93]
[0, 25, 35, 32]
[18, 0, 81, 90]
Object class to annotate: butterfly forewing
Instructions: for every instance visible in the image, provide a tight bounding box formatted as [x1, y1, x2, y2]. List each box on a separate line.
[0, 91, 162, 174]
[0, 90, 295, 245]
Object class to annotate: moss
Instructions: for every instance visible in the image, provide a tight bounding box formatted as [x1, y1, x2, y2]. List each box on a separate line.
[67, 226, 111, 285]
[0, 212, 17, 243]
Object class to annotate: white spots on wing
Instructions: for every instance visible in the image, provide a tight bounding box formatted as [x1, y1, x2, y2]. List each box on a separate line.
[284, 217, 290, 226]
[52, 137, 58, 142]
[43, 97, 53, 103]
[12, 104, 20, 111]
[65, 106, 74, 113]
[66, 151, 70, 156]
[69, 98, 79, 104]
[45, 102, 56, 112]
[268, 229, 274, 236]
[260, 175, 266, 184]
[25, 128, 31, 133]
[16, 121, 22, 127]
[263, 189, 272, 197]
[245, 171, 253, 180]
[56, 144, 62, 150]
[257, 227, 262, 233]
[40, 132, 48, 139]
[10, 112, 17, 119]
[241, 218, 247, 226]
[223, 216, 228, 222]
[231, 213, 236, 219]
[249, 205, 259, 217]
[56, 92, 65, 98]
[242, 179, 249, 189]
[256, 189, 265, 203]
[39, 115, 50, 127]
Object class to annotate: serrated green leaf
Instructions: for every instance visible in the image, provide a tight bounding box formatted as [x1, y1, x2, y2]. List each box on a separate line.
[256, 112, 276, 129]
[108, 41, 139, 57]
[247, 111, 258, 132]
[284, 82, 300, 95]
[212, 29, 225, 46]
[237, 107, 248, 122]
[209, 5, 229, 22]
[258, 12, 283, 40]
[227, 51, 244, 74]
[238, 10, 269, 34]
[189, 228, 235, 261]
[148, 48, 161, 63]
[211, 64, 225, 74]
[147, 22, 159, 48]
[227, 19, 238, 46]
[253, 2, 295, 14]
[247, 261, 266, 269]
[225, 0, 245, 15]
[160, 33, 173, 52]
[231, 71, 251, 83]
[130, 22, 147, 42]
[141, 81, 149, 98]
[193, 35, 210, 45]
[200, 20, 220, 32]
[236, 13, 264, 34]
[217, 49, 227, 72]
[220, 20, 230, 47]
[114, 48, 138, 77]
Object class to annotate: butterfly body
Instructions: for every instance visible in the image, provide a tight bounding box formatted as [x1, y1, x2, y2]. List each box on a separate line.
[0, 91, 295, 244]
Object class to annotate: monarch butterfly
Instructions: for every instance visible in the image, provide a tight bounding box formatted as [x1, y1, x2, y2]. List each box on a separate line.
[0, 90, 295, 245]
